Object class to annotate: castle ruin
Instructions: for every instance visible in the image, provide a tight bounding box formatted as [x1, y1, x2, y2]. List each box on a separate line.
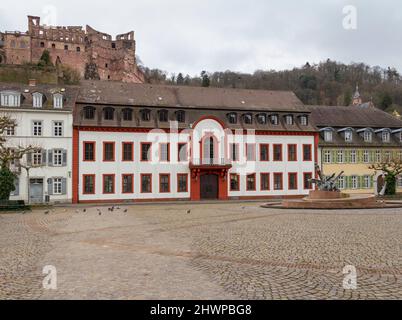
[0, 16, 145, 83]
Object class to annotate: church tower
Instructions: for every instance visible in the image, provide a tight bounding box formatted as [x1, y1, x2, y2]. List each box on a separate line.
[352, 84, 362, 106]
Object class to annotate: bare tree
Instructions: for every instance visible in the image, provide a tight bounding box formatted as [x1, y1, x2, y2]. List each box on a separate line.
[369, 157, 402, 195]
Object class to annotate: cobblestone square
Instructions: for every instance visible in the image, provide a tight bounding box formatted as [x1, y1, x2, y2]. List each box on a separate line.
[0, 202, 401, 300]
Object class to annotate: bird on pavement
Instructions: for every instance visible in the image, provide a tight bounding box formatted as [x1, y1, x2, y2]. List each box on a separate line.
[44, 210, 49, 215]
[187, 209, 191, 214]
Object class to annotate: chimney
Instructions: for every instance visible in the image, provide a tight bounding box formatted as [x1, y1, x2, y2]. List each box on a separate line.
[28, 79, 37, 87]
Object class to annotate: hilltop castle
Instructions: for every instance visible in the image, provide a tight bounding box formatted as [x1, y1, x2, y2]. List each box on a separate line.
[0, 16, 144, 83]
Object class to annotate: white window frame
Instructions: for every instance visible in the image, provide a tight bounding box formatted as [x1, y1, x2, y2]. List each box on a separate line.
[345, 130, 353, 142]
[324, 150, 332, 163]
[375, 150, 381, 163]
[1, 92, 21, 107]
[285, 115, 294, 125]
[363, 131, 372, 142]
[53, 93, 63, 109]
[53, 178, 62, 195]
[337, 150, 344, 163]
[32, 93, 43, 108]
[351, 176, 358, 189]
[338, 176, 345, 190]
[363, 150, 370, 163]
[160, 143, 169, 162]
[350, 150, 357, 163]
[32, 121, 43, 136]
[300, 116, 308, 126]
[363, 175, 371, 189]
[53, 149, 63, 167]
[53, 121, 63, 137]
[324, 131, 333, 142]
[33, 151, 42, 166]
[382, 131, 390, 143]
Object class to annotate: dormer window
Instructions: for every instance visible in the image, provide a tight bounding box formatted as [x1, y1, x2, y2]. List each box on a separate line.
[324, 130, 333, 142]
[141, 109, 151, 122]
[176, 110, 186, 123]
[345, 130, 353, 142]
[300, 115, 308, 126]
[84, 106, 95, 120]
[227, 113, 237, 124]
[122, 108, 133, 121]
[32, 93, 43, 108]
[382, 131, 390, 143]
[103, 107, 115, 120]
[244, 114, 253, 125]
[1, 92, 21, 107]
[270, 115, 279, 125]
[159, 110, 168, 122]
[53, 93, 63, 109]
[363, 130, 372, 142]
[257, 114, 267, 125]
[285, 115, 294, 125]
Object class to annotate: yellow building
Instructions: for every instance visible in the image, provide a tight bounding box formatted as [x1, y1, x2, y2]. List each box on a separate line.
[308, 104, 402, 194]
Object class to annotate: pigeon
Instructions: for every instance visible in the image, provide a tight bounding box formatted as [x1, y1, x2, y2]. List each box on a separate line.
[187, 209, 191, 214]
[83, 209, 87, 213]
[98, 211, 102, 216]
[123, 209, 128, 213]
[44, 210, 49, 215]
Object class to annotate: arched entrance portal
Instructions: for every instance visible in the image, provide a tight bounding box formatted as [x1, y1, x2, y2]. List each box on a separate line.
[200, 174, 219, 199]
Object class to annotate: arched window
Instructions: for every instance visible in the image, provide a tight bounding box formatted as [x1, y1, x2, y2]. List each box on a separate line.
[227, 113, 237, 124]
[203, 136, 216, 164]
[84, 106, 95, 120]
[122, 108, 133, 121]
[103, 107, 115, 120]
[270, 114, 279, 125]
[159, 110, 168, 122]
[285, 115, 294, 125]
[257, 114, 267, 125]
[244, 113, 253, 125]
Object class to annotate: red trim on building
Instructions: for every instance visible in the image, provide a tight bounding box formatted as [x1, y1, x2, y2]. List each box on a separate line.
[83, 141, 96, 162]
[177, 173, 189, 193]
[72, 127, 79, 204]
[260, 173, 270, 191]
[122, 174, 134, 194]
[122, 142, 134, 162]
[273, 144, 283, 162]
[230, 173, 240, 191]
[140, 174, 152, 193]
[303, 172, 313, 190]
[245, 143, 256, 162]
[273, 172, 284, 190]
[159, 143, 171, 162]
[159, 173, 171, 193]
[259, 144, 270, 162]
[288, 172, 298, 190]
[103, 142, 115, 162]
[102, 174, 116, 194]
[246, 173, 256, 191]
[287, 144, 297, 162]
[192, 115, 226, 129]
[140, 142, 152, 162]
[82, 174, 96, 195]
[303, 144, 313, 161]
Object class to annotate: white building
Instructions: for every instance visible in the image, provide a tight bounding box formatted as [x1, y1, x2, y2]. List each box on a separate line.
[0, 81, 76, 204]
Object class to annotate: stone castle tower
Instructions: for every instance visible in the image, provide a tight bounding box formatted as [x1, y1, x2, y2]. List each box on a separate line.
[0, 16, 144, 83]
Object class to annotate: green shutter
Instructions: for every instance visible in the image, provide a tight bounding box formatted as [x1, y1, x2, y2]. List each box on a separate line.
[345, 150, 350, 163]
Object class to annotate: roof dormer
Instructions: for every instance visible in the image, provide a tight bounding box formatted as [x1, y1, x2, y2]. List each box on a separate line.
[338, 127, 354, 142]
[320, 127, 335, 142]
[53, 92, 64, 109]
[32, 92, 45, 108]
[356, 128, 374, 143]
[1, 91, 22, 107]
[375, 128, 391, 143]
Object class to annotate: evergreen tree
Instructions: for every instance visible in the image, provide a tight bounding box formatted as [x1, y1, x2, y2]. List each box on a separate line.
[201, 71, 210, 87]
[177, 73, 185, 85]
[0, 166, 15, 201]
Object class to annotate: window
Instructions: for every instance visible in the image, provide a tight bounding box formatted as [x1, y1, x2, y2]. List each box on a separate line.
[363, 150, 370, 163]
[122, 174, 134, 194]
[122, 142, 134, 161]
[324, 130, 333, 142]
[228, 113, 237, 124]
[229, 144, 239, 161]
[159, 110, 168, 122]
[83, 142, 95, 161]
[40, 42, 45, 48]
[273, 144, 282, 161]
[324, 150, 332, 163]
[288, 144, 297, 162]
[351, 176, 358, 189]
[84, 106, 95, 120]
[246, 144, 256, 161]
[32, 121, 43, 136]
[159, 174, 170, 193]
[51, 43, 56, 49]
[375, 150, 381, 163]
[304, 173, 313, 190]
[1, 93, 21, 107]
[244, 114, 253, 125]
[260, 144, 269, 161]
[103, 175, 115, 194]
[32, 151, 42, 166]
[303, 144, 312, 161]
[261, 173, 270, 191]
[288, 173, 298, 190]
[203, 137, 215, 162]
[230, 174, 240, 191]
[112, 43, 116, 49]
[300, 116, 308, 126]
[53, 178, 62, 195]
[5, 126, 15, 136]
[350, 150, 357, 163]
[246, 174, 256, 191]
[33, 93, 43, 108]
[64, 45, 68, 50]
[53, 149, 63, 166]
[273, 173, 283, 190]
[384, 151, 391, 162]
[104, 107, 114, 120]
[122, 108, 133, 121]
[363, 131, 372, 142]
[285, 115, 294, 125]
[103, 142, 115, 161]
[176, 111, 185, 123]
[178, 143, 188, 162]
[160, 143, 170, 162]
[257, 114, 267, 125]
[76, 47, 81, 52]
[382, 131, 390, 143]
[270, 115, 279, 125]
[83, 175, 95, 194]
[141, 109, 151, 121]
[53, 121, 63, 137]
[141, 174, 152, 193]
[345, 130, 353, 142]
[337, 150, 344, 163]
[53, 94, 63, 109]
[363, 175, 371, 189]
[141, 143, 152, 161]
[337, 176, 346, 190]
[177, 174, 188, 193]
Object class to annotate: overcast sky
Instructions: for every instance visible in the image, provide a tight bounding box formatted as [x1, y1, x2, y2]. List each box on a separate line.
[0, 0, 400, 76]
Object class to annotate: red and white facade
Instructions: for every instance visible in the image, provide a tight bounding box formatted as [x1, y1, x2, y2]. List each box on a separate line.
[72, 117, 317, 203]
